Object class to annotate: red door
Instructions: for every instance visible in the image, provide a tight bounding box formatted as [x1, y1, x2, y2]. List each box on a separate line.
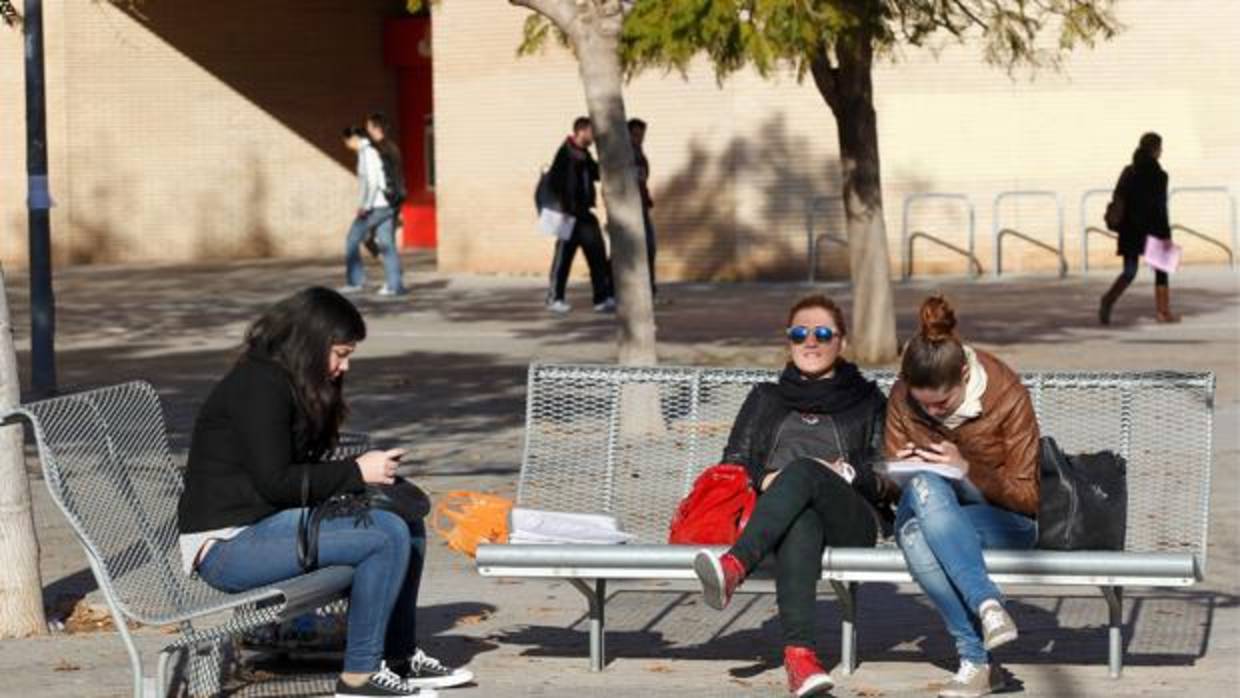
[383, 17, 436, 248]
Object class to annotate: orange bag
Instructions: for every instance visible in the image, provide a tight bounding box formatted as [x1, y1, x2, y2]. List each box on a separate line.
[431, 491, 514, 557]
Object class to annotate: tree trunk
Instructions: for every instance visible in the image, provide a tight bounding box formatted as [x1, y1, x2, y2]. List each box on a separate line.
[513, 0, 657, 367]
[572, 16, 657, 366]
[0, 270, 46, 638]
[811, 34, 898, 365]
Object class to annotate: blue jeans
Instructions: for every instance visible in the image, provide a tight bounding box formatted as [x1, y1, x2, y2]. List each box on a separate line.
[196, 509, 426, 673]
[345, 207, 403, 292]
[895, 473, 1037, 664]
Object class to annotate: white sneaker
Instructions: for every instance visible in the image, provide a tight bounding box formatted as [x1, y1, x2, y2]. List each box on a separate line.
[979, 599, 1018, 650]
[391, 649, 474, 689]
[593, 297, 617, 313]
[547, 300, 572, 314]
[377, 285, 405, 297]
[338, 284, 364, 294]
[937, 660, 1005, 698]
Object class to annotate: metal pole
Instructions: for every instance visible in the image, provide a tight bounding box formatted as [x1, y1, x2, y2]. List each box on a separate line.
[24, 0, 57, 395]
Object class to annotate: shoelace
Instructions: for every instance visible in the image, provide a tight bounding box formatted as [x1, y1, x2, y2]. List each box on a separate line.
[953, 661, 983, 684]
[411, 650, 449, 674]
[373, 666, 409, 690]
[981, 609, 1006, 632]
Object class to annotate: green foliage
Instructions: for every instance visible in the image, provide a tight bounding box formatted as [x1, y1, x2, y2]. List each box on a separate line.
[618, 0, 1119, 81]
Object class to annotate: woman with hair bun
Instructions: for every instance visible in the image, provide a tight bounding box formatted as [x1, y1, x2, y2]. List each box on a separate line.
[884, 295, 1040, 698]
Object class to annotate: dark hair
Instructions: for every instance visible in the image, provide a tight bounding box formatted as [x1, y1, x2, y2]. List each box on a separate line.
[628, 118, 647, 132]
[900, 295, 967, 389]
[1134, 131, 1162, 163]
[366, 112, 391, 135]
[572, 116, 592, 132]
[243, 287, 367, 459]
[786, 294, 847, 337]
[341, 126, 366, 139]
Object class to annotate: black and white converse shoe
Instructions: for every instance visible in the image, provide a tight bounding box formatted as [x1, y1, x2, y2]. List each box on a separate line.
[388, 649, 474, 689]
[334, 665, 438, 697]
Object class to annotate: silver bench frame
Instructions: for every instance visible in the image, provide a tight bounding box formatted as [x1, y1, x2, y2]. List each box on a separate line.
[4, 381, 368, 698]
[476, 364, 1214, 678]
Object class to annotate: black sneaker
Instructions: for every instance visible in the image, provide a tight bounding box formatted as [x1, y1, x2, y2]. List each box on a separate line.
[388, 649, 474, 689]
[333, 666, 438, 697]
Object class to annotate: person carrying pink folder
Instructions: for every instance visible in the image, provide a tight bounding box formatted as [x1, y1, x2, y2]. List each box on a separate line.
[1099, 132, 1181, 324]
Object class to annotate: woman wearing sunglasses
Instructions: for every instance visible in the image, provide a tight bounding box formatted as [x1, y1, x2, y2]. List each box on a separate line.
[885, 295, 1039, 697]
[693, 294, 895, 697]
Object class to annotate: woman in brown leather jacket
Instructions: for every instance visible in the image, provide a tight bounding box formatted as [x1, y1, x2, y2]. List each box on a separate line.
[885, 296, 1040, 698]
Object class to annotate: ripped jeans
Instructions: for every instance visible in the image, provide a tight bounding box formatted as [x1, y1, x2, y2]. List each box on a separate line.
[895, 473, 1037, 664]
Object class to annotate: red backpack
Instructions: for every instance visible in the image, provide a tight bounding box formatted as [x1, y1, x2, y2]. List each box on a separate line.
[668, 464, 757, 545]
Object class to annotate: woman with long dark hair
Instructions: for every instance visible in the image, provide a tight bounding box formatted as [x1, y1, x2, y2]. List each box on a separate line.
[1099, 131, 1178, 324]
[886, 296, 1040, 698]
[177, 287, 470, 697]
[693, 294, 893, 697]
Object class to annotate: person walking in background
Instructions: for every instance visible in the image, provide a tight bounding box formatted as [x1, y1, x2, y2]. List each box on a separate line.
[1099, 132, 1178, 324]
[341, 126, 405, 297]
[366, 112, 408, 253]
[545, 116, 615, 314]
[629, 118, 660, 301]
[885, 296, 1039, 698]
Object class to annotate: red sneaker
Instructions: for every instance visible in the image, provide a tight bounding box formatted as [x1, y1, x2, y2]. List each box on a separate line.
[693, 550, 745, 610]
[784, 645, 833, 697]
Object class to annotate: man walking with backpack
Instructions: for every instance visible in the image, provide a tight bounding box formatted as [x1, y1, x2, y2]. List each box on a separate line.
[341, 126, 405, 297]
[544, 116, 615, 314]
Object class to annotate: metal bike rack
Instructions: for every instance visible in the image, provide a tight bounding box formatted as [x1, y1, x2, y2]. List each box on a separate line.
[1169, 186, 1237, 269]
[805, 195, 848, 283]
[992, 190, 1067, 277]
[1080, 188, 1117, 274]
[901, 193, 981, 280]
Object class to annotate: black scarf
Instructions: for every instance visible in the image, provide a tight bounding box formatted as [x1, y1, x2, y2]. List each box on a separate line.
[775, 360, 877, 415]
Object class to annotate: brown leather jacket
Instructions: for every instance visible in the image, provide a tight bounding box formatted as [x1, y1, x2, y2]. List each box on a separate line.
[884, 349, 1040, 516]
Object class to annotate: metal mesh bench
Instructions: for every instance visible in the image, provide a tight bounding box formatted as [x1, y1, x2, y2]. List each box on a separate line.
[476, 364, 1214, 678]
[3, 381, 370, 698]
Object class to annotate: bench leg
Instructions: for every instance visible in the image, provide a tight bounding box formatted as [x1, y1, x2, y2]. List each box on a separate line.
[1101, 586, 1124, 678]
[830, 580, 859, 675]
[569, 578, 607, 671]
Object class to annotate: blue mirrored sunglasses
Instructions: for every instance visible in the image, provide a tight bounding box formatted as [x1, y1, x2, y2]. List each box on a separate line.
[786, 325, 835, 344]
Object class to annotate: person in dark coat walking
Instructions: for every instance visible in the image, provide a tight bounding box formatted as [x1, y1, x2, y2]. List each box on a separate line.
[545, 116, 615, 314]
[1099, 132, 1179, 324]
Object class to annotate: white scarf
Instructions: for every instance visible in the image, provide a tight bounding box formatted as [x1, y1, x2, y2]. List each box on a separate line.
[940, 345, 987, 429]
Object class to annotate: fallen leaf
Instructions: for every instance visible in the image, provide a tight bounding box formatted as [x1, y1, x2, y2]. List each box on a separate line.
[52, 659, 81, 672]
[456, 611, 492, 626]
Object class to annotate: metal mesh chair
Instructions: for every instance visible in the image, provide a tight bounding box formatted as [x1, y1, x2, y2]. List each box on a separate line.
[4, 381, 361, 697]
[481, 363, 1215, 677]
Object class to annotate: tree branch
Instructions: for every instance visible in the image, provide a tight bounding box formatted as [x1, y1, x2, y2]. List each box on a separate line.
[809, 42, 840, 112]
[509, 0, 578, 32]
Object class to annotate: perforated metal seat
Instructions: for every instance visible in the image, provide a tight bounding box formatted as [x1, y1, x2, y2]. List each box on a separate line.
[477, 363, 1215, 678]
[4, 382, 368, 697]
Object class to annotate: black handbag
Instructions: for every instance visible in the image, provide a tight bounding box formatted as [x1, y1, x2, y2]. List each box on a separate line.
[1036, 436, 1128, 551]
[297, 469, 431, 571]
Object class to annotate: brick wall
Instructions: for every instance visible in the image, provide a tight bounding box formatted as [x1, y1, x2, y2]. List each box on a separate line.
[432, 0, 1240, 282]
[0, 0, 401, 269]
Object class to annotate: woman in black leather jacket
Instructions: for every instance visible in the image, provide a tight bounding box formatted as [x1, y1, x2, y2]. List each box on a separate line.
[693, 294, 892, 697]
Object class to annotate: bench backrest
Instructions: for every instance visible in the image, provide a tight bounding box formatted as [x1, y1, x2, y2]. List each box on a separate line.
[518, 364, 1214, 570]
[12, 381, 371, 625]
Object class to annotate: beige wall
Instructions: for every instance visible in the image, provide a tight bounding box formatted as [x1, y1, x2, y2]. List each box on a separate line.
[1, 0, 400, 269]
[432, 0, 1240, 281]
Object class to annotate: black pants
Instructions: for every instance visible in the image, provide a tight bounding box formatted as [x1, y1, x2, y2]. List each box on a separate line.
[1120, 253, 1168, 287]
[643, 209, 657, 297]
[548, 213, 613, 304]
[729, 458, 878, 648]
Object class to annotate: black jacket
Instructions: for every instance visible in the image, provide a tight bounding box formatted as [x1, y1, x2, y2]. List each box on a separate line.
[547, 137, 599, 216]
[721, 363, 891, 509]
[177, 356, 365, 534]
[1115, 152, 1170, 257]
